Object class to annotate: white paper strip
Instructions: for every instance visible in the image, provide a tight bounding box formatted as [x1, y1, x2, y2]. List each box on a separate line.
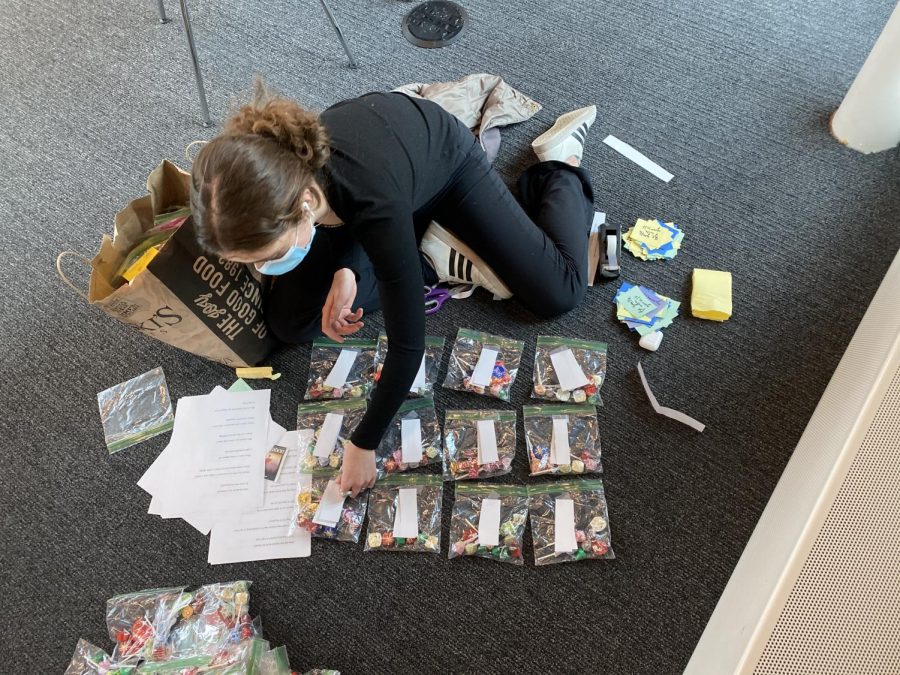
[550, 416, 571, 465]
[393, 487, 419, 538]
[312, 479, 346, 527]
[476, 419, 499, 465]
[550, 348, 590, 391]
[554, 498, 578, 553]
[323, 349, 359, 388]
[409, 355, 427, 392]
[637, 362, 706, 432]
[315, 412, 344, 457]
[470, 346, 499, 387]
[477, 498, 502, 547]
[603, 134, 673, 182]
[400, 417, 423, 463]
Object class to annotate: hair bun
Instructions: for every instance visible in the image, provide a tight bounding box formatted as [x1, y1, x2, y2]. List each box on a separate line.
[225, 78, 330, 170]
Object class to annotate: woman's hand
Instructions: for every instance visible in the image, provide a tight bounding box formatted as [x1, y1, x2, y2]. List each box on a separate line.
[338, 442, 377, 497]
[322, 268, 364, 342]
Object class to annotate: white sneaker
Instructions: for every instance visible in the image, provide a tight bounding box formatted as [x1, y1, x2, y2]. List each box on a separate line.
[531, 105, 597, 163]
[419, 222, 513, 299]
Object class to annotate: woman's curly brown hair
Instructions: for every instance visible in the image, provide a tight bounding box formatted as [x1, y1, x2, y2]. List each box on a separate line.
[190, 78, 331, 256]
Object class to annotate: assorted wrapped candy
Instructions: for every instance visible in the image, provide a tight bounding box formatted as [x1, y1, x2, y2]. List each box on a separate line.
[364, 474, 444, 553]
[443, 328, 524, 400]
[374, 333, 446, 398]
[442, 409, 516, 481]
[105, 586, 190, 662]
[68, 583, 297, 674]
[532, 336, 607, 404]
[523, 405, 602, 476]
[297, 399, 366, 471]
[376, 398, 443, 475]
[448, 483, 529, 565]
[289, 467, 368, 543]
[304, 337, 377, 400]
[65, 639, 134, 675]
[528, 480, 614, 565]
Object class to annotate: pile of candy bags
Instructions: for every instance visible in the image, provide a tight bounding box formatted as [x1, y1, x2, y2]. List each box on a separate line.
[65, 581, 339, 675]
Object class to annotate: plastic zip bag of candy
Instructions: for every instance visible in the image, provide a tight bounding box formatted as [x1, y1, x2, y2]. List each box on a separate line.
[364, 474, 444, 553]
[258, 645, 292, 675]
[297, 399, 367, 471]
[288, 467, 368, 543]
[448, 483, 529, 565]
[376, 398, 442, 475]
[65, 639, 135, 675]
[528, 479, 614, 565]
[523, 405, 602, 476]
[106, 586, 190, 662]
[374, 333, 446, 398]
[200, 635, 268, 673]
[443, 328, 524, 400]
[532, 336, 607, 404]
[130, 581, 255, 669]
[304, 337, 377, 400]
[442, 409, 516, 481]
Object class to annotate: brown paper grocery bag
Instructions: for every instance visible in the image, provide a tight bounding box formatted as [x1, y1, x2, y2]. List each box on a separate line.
[57, 160, 279, 367]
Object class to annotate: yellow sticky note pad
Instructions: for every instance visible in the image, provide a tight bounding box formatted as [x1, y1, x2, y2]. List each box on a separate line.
[692, 269, 732, 321]
[631, 219, 673, 248]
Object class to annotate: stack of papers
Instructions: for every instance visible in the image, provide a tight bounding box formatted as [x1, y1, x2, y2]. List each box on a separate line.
[691, 268, 733, 321]
[137, 381, 312, 564]
[624, 218, 684, 260]
[614, 281, 681, 336]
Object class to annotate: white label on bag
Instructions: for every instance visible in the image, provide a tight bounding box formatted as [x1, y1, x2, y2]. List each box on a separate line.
[550, 348, 590, 391]
[555, 498, 578, 553]
[409, 355, 427, 392]
[478, 498, 502, 547]
[470, 346, 499, 387]
[550, 416, 571, 466]
[312, 479, 346, 526]
[400, 417, 423, 463]
[323, 349, 359, 388]
[315, 413, 344, 458]
[393, 487, 419, 538]
[476, 419, 499, 465]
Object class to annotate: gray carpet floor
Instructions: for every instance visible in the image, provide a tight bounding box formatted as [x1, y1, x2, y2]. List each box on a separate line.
[1, 0, 899, 672]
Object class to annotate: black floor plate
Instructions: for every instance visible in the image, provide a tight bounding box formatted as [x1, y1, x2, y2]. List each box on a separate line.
[402, 1, 469, 48]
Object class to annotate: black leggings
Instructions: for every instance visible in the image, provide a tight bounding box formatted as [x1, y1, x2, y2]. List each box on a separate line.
[265, 150, 594, 343]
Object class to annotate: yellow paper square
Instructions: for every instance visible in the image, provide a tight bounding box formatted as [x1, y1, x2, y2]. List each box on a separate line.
[691, 269, 732, 321]
[630, 219, 673, 248]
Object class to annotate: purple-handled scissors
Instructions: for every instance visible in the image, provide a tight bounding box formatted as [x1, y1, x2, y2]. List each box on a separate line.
[424, 285, 452, 315]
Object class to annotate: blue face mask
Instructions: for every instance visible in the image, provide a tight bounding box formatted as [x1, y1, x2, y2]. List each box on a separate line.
[255, 203, 317, 276]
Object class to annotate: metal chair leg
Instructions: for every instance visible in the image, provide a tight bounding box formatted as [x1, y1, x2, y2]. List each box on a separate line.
[178, 0, 212, 127]
[318, 0, 359, 69]
[155, 0, 169, 23]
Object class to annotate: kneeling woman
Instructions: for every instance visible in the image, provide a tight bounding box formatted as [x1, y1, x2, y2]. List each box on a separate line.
[190, 83, 597, 496]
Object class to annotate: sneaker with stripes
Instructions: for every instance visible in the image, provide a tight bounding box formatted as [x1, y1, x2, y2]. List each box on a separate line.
[531, 105, 597, 163]
[419, 221, 513, 300]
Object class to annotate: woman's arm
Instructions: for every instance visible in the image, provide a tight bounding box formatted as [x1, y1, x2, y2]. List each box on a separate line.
[338, 203, 425, 495]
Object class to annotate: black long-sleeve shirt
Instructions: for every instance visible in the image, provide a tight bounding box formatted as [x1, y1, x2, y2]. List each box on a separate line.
[318, 92, 475, 449]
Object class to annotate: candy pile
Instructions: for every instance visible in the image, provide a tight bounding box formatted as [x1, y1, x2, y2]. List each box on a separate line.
[614, 281, 681, 337]
[64, 581, 335, 674]
[623, 218, 684, 260]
